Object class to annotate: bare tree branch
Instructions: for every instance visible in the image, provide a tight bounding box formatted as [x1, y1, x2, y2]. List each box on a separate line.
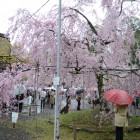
[70, 8, 98, 35]
[133, 71, 140, 76]
[108, 73, 128, 78]
[118, 0, 124, 17]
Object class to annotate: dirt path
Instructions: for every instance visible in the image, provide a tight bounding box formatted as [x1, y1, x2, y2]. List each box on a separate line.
[0, 121, 32, 140]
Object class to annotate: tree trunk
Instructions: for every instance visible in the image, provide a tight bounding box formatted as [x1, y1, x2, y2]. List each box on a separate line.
[96, 73, 104, 96]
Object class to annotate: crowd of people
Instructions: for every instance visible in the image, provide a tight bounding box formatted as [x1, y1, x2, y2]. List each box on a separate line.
[8, 83, 73, 114]
[1, 84, 139, 116]
[1, 83, 140, 140]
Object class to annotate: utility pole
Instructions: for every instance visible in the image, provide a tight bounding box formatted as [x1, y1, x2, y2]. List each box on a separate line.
[54, 0, 61, 140]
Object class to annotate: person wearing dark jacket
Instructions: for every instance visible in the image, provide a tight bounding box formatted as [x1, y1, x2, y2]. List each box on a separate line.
[76, 95, 81, 110]
[16, 93, 24, 112]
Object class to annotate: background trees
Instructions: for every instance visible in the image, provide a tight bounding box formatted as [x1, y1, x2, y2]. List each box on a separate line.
[0, 0, 139, 103]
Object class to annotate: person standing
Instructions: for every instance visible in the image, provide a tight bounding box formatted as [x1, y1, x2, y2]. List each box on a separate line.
[27, 90, 32, 116]
[91, 88, 99, 109]
[16, 93, 24, 113]
[114, 104, 129, 140]
[40, 89, 46, 111]
[50, 88, 55, 109]
[76, 94, 81, 110]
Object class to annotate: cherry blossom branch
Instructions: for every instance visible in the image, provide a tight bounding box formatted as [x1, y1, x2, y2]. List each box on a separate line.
[70, 8, 114, 46]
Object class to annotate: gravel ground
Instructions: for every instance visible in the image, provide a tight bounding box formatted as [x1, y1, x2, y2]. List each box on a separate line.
[0, 105, 54, 140]
[0, 126, 32, 140]
[0, 116, 32, 140]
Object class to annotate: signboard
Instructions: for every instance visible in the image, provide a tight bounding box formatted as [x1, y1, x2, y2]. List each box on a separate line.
[12, 112, 19, 123]
[53, 77, 60, 86]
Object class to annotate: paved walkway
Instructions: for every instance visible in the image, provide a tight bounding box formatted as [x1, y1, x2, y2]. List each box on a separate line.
[20, 99, 140, 119]
[20, 99, 91, 117]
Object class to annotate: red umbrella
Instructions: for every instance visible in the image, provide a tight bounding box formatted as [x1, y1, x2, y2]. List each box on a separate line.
[103, 89, 133, 105]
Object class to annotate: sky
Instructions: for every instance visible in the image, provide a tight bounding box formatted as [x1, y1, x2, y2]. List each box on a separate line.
[0, 0, 138, 34]
[0, 0, 57, 34]
[0, 0, 105, 35]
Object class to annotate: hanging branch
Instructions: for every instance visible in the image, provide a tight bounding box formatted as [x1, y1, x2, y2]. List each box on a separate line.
[118, 0, 124, 17]
[70, 8, 98, 35]
[62, 14, 77, 20]
[133, 71, 140, 77]
[70, 8, 114, 46]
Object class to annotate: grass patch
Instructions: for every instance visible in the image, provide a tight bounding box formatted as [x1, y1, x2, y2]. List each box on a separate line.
[60, 109, 113, 131]
[2, 109, 140, 140]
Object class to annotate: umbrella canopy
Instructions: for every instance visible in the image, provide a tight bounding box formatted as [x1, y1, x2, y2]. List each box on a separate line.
[75, 88, 85, 95]
[103, 89, 133, 105]
[14, 85, 26, 95]
[63, 85, 69, 90]
[44, 86, 51, 90]
[61, 85, 69, 94]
